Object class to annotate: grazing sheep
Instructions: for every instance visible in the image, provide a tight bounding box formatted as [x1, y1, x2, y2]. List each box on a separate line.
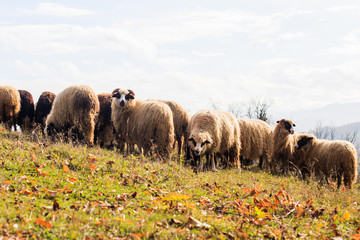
[17, 90, 35, 133]
[94, 93, 117, 148]
[238, 119, 273, 170]
[187, 110, 241, 171]
[294, 134, 358, 189]
[148, 99, 190, 155]
[0, 86, 20, 131]
[45, 85, 99, 145]
[273, 119, 296, 175]
[111, 88, 175, 159]
[35, 91, 56, 131]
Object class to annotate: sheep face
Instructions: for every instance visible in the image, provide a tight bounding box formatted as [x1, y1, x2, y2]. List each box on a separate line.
[111, 88, 135, 107]
[295, 135, 314, 150]
[276, 119, 296, 134]
[188, 133, 212, 156]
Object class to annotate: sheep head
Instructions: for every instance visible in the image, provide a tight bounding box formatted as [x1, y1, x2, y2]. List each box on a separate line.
[295, 134, 314, 150]
[112, 88, 135, 107]
[276, 119, 296, 134]
[188, 132, 212, 156]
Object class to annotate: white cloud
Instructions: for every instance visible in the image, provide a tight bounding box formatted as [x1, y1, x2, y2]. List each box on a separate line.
[327, 30, 360, 55]
[277, 32, 309, 41]
[0, 24, 158, 58]
[327, 5, 360, 12]
[22, 2, 96, 17]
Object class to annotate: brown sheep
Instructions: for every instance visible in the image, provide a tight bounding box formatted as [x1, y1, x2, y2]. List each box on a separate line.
[238, 119, 273, 170]
[148, 99, 190, 156]
[111, 88, 175, 159]
[294, 134, 358, 189]
[187, 110, 241, 171]
[273, 119, 296, 175]
[94, 93, 117, 149]
[35, 91, 56, 131]
[0, 86, 20, 131]
[17, 90, 35, 133]
[45, 85, 99, 145]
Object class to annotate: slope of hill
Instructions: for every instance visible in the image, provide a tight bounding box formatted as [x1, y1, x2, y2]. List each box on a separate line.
[0, 127, 360, 239]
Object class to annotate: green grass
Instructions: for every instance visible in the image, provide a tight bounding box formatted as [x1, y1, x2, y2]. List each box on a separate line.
[0, 127, 359, 239]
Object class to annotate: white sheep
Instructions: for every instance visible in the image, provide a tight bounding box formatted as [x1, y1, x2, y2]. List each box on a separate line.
[45, 85, 99, 145]
[0, 86, 21, 131]
[187, 110, 241, 171]
[111, 88, 175, 159]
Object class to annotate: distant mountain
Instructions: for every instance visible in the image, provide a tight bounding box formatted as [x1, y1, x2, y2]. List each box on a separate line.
[273, 102, 360, 132]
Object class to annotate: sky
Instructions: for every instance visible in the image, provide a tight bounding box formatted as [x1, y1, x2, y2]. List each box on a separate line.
[1, 1, 360, 122]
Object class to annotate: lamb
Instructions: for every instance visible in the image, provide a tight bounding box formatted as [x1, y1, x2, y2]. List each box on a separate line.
[187, 110, 241, 171]
[35, 91, 56, 130]
[148, 99, 190, 156]
[94, 93, 117, 148]
[0, 86, 21, 131]
[17, 90, 35, 133]
[45, 85, 99, 145]
[238, 119, 273, 170]
[111, 88, 175, 159]
[294, 134, 358, 189]
[272, 119, 296, 175]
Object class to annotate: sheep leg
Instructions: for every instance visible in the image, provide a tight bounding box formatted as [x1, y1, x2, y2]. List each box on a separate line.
[259, 156, 264, 170]
[210, 153, 218, 172]
[198, 155, 204, 172]
[12, 106, 17, 131]
[177, 137, 182, 156]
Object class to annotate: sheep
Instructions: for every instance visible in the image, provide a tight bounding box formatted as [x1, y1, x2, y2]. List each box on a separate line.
[35, 91, 56, 131]
[148, 99, 190, 156]
[272, 119, 296, 175]
[17, 90, 35, 133]
[238, 119, 273, 170]
[0, 86, 21, 131]
[111, 88, 175, 159]
[187, 110, 241, 171]
[294, 134, 358, 189]
[45, 85, 99, 145]
[94, 93, 117, 149]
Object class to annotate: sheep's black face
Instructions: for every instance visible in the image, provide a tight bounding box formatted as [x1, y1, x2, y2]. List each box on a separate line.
[188, 137, 210, 156]
[279, 120, 295, 134]
[295, 136, 313, 150]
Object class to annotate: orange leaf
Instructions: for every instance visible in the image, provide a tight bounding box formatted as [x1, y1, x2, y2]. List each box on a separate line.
[296, 205, 304, 217]
[34, 218, 52, 229]
[4, 180, 12, 185]
[68, 177, 77, 183]
[36, 168, 48, 176]
[274, 229, 282, 237]
[343, 211, 351, 221]
[89, 163, 96, 170]
[63, 164, 70, 172]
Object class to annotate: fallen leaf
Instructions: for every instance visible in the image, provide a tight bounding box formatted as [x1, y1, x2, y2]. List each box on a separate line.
[63, 164, 70, 172]
[34, 218, 52, 229]
[53, 199, 60, 211]
[343, 211, 351, 221]
[188, 216, 211, 229]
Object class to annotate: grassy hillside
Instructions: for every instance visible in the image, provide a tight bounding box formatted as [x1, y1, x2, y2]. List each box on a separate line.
[0, 127, 359, 239]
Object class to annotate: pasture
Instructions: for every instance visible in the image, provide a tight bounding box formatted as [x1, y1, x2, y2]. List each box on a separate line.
[0, 127, 359, 239]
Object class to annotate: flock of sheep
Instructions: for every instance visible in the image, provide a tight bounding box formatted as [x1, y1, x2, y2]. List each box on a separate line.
[0, 85, 358, 189]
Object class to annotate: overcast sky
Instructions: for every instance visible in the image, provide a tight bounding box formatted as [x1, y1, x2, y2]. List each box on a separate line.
[1, 1, 360, 119]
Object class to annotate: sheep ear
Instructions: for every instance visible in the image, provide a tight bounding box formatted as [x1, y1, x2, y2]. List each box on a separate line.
[307, 136, 314, 141]
[111, 88, 120, 98]
[128, 89, 135, 99]
[293, 124, 296, 127]
[276, 120, 280, 123]
[205, 140, 211, 144]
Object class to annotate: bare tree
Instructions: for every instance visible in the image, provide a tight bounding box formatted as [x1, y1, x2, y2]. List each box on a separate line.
[210, 97, 272, 122]
[245, 98, 272, 122]
[342, 129, 358, 144]
[311, 121, 335, 140]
